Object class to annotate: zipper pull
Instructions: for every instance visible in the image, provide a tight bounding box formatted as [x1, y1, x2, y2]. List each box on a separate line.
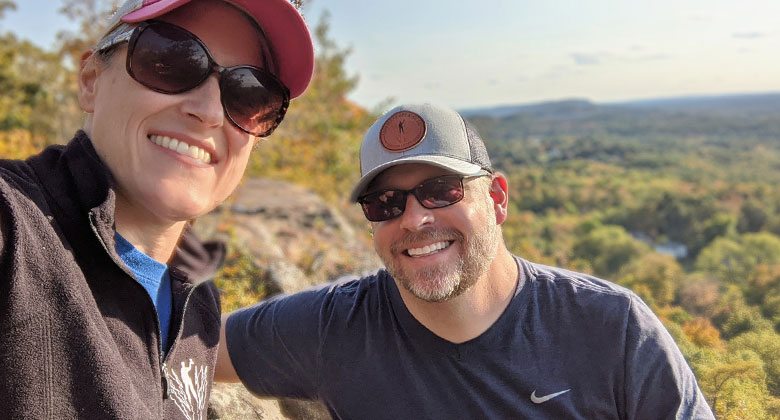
[161, 364, 170, 400]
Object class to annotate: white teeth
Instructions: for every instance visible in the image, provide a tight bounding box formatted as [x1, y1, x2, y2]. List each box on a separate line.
[188, 144, 199, 158]
[149, 135, 213, 164]
[407, 241, 449, 257]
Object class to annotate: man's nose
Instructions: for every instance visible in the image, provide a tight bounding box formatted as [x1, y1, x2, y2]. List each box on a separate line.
[398, 194, 434, 231]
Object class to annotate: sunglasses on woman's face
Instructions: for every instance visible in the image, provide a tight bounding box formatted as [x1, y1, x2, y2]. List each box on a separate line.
[358, 172, 490, 222]
[124, 20, 290, 137]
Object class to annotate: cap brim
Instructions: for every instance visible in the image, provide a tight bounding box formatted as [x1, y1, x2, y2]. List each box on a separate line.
[123, 0, 187, 19]
[349, 156, 483, 202]
[123, 0, 314, 98]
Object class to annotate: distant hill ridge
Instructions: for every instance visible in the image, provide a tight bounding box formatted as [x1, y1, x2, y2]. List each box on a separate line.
[460, 92, 780, 143]
[460, 92, 780, 119]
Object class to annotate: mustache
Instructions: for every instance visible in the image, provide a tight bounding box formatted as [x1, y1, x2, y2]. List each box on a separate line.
[390, 228, 464, 254]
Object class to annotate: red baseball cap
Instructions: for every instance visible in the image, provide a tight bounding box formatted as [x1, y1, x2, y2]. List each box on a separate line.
[102, 0, 314, 99]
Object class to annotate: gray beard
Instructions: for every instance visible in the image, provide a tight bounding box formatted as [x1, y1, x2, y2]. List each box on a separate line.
[380, 220, 499, 303]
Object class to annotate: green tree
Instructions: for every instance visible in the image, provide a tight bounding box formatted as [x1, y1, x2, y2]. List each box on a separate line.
[730, 331, 780, 397]
[54, 0, 123, 138]
[745, 264, 780, 328]
[698, 350, 777, 419]
[713, 286, 774, 339]
[571, 225, 650, 278]
[738, 199, 769, 233]
[0, 34, 67, 139]
[696, 233, 780, 286]
[0, 1, 70, 154]
[617, 252, 683, 307]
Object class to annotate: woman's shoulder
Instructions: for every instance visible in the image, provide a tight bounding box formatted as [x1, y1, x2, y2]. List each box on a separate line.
[0, 154, 53, 221]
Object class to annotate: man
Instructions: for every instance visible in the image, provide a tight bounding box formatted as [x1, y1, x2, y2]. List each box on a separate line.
[0, 0, 313, 418]
[217, 103, 715, 419]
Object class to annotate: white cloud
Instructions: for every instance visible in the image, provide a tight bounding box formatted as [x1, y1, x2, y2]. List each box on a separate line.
[571, 53, 603, 66]
[732, 32, 766, 39]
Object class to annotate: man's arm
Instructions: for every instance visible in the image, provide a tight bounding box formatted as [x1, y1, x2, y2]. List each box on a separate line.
[212, 285, 338, 399]
[623, 296, 715, 419]
[214, 313, 240, 382]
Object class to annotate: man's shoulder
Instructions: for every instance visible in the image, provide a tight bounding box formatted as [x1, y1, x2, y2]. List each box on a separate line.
[309, 268, 390, 306]
[260, 268, 389, 312]
[226, 269, 392, 351]
[523, 259, 635, 298]
[519, 258, 638, 316]
[329, 268, 387, 290]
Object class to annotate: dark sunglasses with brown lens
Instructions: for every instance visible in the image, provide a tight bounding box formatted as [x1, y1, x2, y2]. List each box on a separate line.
[358, 172, 489, 222]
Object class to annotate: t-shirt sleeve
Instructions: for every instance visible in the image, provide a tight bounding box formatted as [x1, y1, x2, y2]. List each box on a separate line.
[225, 284, 335, 399]
[622, 295, 715, 420]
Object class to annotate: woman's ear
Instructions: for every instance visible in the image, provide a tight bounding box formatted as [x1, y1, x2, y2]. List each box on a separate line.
[77, 51, 99, 113]
[489, 172, 509, 225]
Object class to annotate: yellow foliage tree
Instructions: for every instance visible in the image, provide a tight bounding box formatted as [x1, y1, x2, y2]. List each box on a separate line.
[0, 129, 44, 159]
[618, 252, 684, 308]
[683, 317, 723, 349]
[246, 13, 376, 206]
[698, 350, 779, 419]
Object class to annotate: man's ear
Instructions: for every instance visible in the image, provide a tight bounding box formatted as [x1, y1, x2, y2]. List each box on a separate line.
[488, 172, 509, 225]
[78, 50, 99, 113]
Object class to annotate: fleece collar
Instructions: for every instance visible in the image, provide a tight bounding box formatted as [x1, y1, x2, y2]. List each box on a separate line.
[25, 130, 224, 284]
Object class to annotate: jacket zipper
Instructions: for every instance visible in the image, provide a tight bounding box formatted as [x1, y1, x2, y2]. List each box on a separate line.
[89, 213, 206, 413]
[161, 271, 204, 399]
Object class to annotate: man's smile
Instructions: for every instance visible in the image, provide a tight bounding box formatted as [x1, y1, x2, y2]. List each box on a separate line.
[405, 241, 453, 257]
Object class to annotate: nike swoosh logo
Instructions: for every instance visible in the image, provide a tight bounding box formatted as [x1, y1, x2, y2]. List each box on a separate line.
[530, 389, 571, 404]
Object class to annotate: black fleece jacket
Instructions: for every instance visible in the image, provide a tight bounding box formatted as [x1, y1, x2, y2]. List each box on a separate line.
[0, 131, 225, 419]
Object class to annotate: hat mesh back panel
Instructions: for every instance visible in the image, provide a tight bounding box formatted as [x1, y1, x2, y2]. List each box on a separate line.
[464, 121, 492, 171]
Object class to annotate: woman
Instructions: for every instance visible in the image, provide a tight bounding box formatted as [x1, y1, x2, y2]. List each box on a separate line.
[0, 0, 313, 418]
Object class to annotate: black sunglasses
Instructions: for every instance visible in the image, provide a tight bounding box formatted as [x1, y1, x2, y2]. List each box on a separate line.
[358, 173, 489, 222]
[124, 20, 290, 137]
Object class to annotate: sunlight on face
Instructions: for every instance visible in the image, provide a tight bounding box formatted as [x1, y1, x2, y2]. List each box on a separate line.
[371, 165, 500, 302]
[85, 0, 267, 227]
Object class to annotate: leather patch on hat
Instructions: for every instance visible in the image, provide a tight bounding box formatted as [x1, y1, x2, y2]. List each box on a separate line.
[380, 111, 426, 152]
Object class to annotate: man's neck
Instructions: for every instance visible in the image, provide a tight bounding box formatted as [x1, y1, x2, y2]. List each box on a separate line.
[397, 247, 518, 344]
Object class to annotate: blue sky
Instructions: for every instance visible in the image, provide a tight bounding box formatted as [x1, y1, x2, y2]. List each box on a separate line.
[4, 0, 780, 110]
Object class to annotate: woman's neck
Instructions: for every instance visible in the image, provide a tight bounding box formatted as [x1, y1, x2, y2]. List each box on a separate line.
[113, 195, 187, 263]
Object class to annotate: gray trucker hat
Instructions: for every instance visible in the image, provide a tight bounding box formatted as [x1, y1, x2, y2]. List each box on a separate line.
[349, 103, 492, 202]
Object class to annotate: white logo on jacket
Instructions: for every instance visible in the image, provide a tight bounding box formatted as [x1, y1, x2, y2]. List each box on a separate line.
[165, 359, 209, 420]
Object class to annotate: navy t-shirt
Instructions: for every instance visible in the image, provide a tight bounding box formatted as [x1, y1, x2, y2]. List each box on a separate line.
[226, 257, 714, 419]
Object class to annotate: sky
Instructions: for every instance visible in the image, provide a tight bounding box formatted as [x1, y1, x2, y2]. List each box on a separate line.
[3, 0, 780, 110]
